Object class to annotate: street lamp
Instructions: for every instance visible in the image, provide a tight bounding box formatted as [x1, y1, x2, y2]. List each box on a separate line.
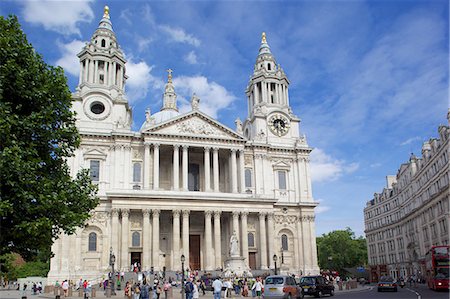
[328, 256, 333, 271]
[273, 254, 278, 275]
[181, 254, 185, 299]
[281, 247, 284, 264]
[109, 247, 116, 296]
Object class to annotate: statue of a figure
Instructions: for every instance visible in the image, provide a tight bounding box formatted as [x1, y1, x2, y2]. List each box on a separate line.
[230, 231, 239, 257]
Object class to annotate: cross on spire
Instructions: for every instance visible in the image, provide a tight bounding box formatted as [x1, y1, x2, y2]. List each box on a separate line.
[167, 69, 173, 83]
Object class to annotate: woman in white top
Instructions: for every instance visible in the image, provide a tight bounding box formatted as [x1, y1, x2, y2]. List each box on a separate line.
[192, 280, 199, 299]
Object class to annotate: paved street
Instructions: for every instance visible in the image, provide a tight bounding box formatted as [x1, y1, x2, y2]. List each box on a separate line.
[1, 284, 447, 299]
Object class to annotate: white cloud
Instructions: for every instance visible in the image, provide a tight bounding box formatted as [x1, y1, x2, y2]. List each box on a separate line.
[184, 51, 198, 64]
[55, 40, 86, 76]
[314, 199, 331, 214]
[21, 0, 94, 36]
[119, 8, 132, 25]
[310, 148, 359, 183]
[400, 136, 421, 146]
[173, 76, 236, 118]
[159, 25, 201, 47]
[126, 59, 163, 103]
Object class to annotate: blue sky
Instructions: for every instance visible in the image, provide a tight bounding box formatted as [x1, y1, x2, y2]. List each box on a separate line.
[2, 0, 448, 237]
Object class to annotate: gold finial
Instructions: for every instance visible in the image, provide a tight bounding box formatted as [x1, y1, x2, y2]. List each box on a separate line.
[103, 6, 110, 18]
[167, 69, 173, 83]
[261, 32, 267, 43]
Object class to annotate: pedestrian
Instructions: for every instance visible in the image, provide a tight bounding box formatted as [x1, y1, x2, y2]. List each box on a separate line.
[251, 278, 262, 299]
[125, 282, 132, 299]
[242, 279, 248, 297]
[163, 280, 171, 299]
[133, 283, 141, 299]
[192, 280, 199, 299]
[185, 278, 194, 299]
[212, 277, 223, 299]
[62, 280, 69, 297]
[141, 280, 150, 299]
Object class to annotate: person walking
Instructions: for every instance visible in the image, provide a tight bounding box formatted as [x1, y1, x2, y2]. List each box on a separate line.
[212, 277, 223, 299]
[163, 280, 171, 299]
[140, 280, 151, 299]
[251, 278, 262, 299]
[192, 280, 199, 299]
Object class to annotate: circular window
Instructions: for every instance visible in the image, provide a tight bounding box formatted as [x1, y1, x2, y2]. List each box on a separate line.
[90, 102, 105, 114]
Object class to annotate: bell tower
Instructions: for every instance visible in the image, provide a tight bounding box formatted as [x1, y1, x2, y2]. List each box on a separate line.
[243, 33, 302, 145]
[72, 6, 132, 133]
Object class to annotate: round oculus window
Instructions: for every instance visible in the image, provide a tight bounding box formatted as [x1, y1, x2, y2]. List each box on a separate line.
[90, 102, 105, 115]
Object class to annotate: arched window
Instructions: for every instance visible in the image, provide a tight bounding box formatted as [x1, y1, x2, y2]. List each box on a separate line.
[101, 39, 106, 47]
[267, 63, 271, 71]
[281, 234, 288, 250]
[245, 169, 252, 188]
[88, 232, 97, 251]
[248, 232, 255, 247]
[132, 232, 140, 247]
[133, 163, 142, 183]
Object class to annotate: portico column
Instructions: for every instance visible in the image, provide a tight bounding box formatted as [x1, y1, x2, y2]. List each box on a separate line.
[94, 60, 98, 83]
[309, 216, 319, 270]
[182, 146, 189, 191]
[153, 144, 159, 190]
[144, 143, 151, 190]
[241, 211, 249, 262]
[79, 62, 83, 85]
[172, 210, 181, 270]
[204, 147, 211, 191]
[239, 150, 245, 193]
[111, 208, 120, 258]
[121, 209, 130, 271]
[142, 209, 151, 270]
[152, 209, 160, 271]
[259, 212, 268, 269]
[204, 211, 213, 271]
[213, 148, 219, 192]
[231, 149, 238, 193]
[173, 145, 180, 190]
[182, 210, 190, 267]
[301, 216, 311, 270]
[214, 211, 222, 268]
[84, 59, 89, 82]
[232, 211, 240, 250]
[267, 213, 275, 269]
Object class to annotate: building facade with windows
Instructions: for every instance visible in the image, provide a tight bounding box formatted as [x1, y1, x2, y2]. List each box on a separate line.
[48, 8, 320, 282]
[364, 113, 450, 282]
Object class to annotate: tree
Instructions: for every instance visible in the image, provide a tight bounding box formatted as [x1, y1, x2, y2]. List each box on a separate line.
[316, 228, 367, 274]
[0, 16, 99, 261]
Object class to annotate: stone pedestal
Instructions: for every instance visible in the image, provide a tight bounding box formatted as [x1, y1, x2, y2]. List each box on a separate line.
[222, 256, 252, 278]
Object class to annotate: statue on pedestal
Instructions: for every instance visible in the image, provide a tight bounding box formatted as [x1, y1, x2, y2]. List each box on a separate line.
[230, 231, 239, 257]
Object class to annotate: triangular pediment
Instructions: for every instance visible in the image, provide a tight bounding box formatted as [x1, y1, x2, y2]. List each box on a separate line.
[142, 111, 245, 141]
[83, 148, 107, 160]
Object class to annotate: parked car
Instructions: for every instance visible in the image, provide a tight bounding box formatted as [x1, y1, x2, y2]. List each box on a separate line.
[377, 276, 397, 292]
[264, 275, 303, 299]
[299, 276, 335, 297]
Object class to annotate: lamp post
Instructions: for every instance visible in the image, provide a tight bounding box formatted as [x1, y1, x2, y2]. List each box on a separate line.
[110, 247, 116, 296]
[273, 254, 278, 275]
[281, 247, 284, 264]
[181, 254, 185, 299]
[328, 256, 333, 271]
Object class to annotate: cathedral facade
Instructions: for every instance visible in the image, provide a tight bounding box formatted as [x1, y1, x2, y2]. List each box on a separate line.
[48, 7, 320, 282]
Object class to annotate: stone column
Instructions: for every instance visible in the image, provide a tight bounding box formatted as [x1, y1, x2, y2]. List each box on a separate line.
[79, 61, 83, 85]
[144, 143, 151, 189]
[152, 209, 160, 271]
[153, 144, 160, 190]
[142, 209, 151, 270]
[214, 211, 222, 268]
[204, 211, 213, 270]
[262, 82, 267, 103]
[213, 148, 219, 192]
[111, 208, 120, 257]
[121, 209, 130, 271]
[309, 216, 319, 270]
[84, 59, 89, 82]
[241, 212, 249, 263]
[232, 211, 240, 251]
[94, 60, 98, 84]
[239, 150, 245, 193]
[172, 210, 181, 270]
[124, 145, 131, 189]
[293, 217, 301, 271]
[204, 147, 211, 191]
[301, 216, 311, 270]
[231, 149, 238, 193]
[173, 145, 180, 190]
[267, 213, 275, 269]
[182, 146, 189, 191]
[259, 212, 268, 269]
[109, 145, 116, 189]
[182, 210, 190, 266]
[254, 154, 263, 195]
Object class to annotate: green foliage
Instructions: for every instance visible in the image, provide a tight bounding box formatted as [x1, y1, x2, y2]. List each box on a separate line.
[0, 16, 99, 261]
[316, 228, 367, 274]
[0, 253, 49, 279]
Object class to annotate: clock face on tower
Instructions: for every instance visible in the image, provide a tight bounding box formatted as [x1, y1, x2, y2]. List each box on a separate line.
[268, 113, 290, 136]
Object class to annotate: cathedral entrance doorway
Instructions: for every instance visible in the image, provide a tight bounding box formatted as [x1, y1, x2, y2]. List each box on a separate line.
[248, 252, 256, 270]
[189, 235, 201, 270]
[130, 252, 141, 269]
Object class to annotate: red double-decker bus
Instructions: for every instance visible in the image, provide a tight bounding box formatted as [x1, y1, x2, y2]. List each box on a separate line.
[424, 245, 449, 290]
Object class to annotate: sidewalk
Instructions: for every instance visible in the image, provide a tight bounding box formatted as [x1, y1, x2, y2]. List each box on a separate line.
[1, 284, 373, 299]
